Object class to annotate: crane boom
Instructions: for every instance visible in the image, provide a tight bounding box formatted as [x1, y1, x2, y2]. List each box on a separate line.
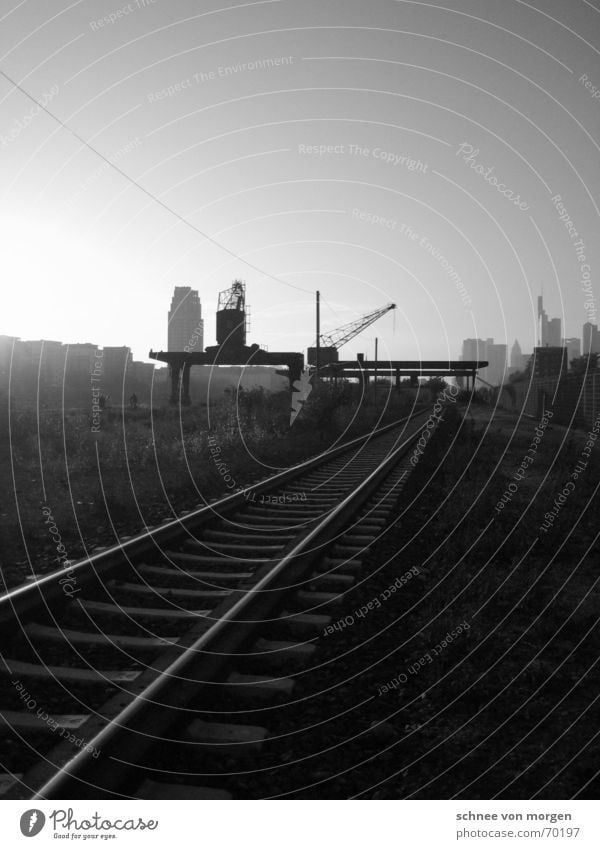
[320, 303, 396, 349]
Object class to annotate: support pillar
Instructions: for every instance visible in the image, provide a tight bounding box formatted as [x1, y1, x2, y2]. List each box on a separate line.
[169, 360, 192, 405]
[181, 362, 192, 406]
[169, 363, 181, 405]
[357, 353, 365, 390]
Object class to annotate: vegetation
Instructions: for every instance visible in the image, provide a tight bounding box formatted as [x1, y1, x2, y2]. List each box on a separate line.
[0, 384, 418, 590]
[359, 405, 600, 797]
[236, 405, 600, 798]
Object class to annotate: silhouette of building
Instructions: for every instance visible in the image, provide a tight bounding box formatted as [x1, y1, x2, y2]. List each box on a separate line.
[484, 339, 507, 386]
[538, 294, 561, 346]
[531, 346, 567, 378]
[510, 339, 522, 368]
[0, 335, 20, 381]
[461, 338, 486, 362]
[102, 346, 133, 394]
[563, 337, 581, 367]
[168, 286, 203, 352]
[461, 337, 507, 386]
[583, 322, 600, 355]
[0, 335, 160, 407]
[64, 343, 98, 378]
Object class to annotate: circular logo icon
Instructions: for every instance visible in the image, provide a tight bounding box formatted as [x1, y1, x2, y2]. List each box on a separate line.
[20, 810, 46, 837]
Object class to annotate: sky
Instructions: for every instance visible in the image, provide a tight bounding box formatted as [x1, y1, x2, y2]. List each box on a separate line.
[1, 0, 599, 363]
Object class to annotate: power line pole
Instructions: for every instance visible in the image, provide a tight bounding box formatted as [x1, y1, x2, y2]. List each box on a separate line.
[374, 337, 378, 392]
[315, 290, 320, 381]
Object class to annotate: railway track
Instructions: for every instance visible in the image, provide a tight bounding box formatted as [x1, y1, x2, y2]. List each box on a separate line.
[0, 405, 437, 800]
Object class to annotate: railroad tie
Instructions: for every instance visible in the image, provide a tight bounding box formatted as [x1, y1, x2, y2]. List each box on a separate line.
[136, 780, 232, 800]
[187, 720, 268, 757]
[276, 611, 332, 637]
[1, 659, 141, 685]
[223, 671, 295, 704]
[0, 709, 89, 736]
[247, 638, 317, 671]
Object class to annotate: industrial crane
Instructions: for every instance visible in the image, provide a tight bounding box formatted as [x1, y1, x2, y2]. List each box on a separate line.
[307, 302, 396, 366]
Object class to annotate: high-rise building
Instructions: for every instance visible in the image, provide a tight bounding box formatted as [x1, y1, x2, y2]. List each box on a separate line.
[538, 294, 561, 346]
[547, 318, 561, 347]
[563, 337, 581, 367]
[0, 335, 19, 377]
[461, 338, 487, 362]
[168, 287, 203, 352]
[461, 338, 507, 386]
[531, 346, 567, 378]
[510, 339, 522, 368]
[486, 342, 508, 386]
[102, 346, 133, 394]
[64, 343, 98, 377]
[583, 322, 600, 355]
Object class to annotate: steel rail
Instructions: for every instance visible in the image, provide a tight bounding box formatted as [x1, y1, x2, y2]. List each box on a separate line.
[0, 406, 427, 627]
[31, 411, 430, 799]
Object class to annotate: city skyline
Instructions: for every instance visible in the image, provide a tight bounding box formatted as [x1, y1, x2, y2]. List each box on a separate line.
[4, 310, 600, 366]
[1, 0, 599, 363]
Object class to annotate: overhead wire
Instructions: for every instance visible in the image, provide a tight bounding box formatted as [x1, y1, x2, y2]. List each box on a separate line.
[0, 65, 313, 294]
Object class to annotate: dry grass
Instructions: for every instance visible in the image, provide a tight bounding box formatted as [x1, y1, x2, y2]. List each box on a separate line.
[0, 384, 417, 590]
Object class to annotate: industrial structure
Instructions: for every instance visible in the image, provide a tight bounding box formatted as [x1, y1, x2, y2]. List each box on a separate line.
[318, 356, 487, 391]
[151, 280, 303, 404]
[213, 280, 247, 351]
[307, 302, 396, 366]
[150, 282, 489, 405]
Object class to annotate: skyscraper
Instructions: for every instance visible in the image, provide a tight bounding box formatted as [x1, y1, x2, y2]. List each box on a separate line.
[461, 338, 487, 362]
[461, 338, 507, 386]
[486, 342, 508, 386]
[583, 322, 600, 355]
[510, 339, 522, 368]
[531, 346, 567, 378]
[562, 337, 581, 367]
[538, 294, 561, 346]
[547, 318, 561, 347]
[168, 287, 203, 352]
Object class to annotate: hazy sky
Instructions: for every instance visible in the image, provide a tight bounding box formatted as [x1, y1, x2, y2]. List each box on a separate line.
[1, 0, 599, 362]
